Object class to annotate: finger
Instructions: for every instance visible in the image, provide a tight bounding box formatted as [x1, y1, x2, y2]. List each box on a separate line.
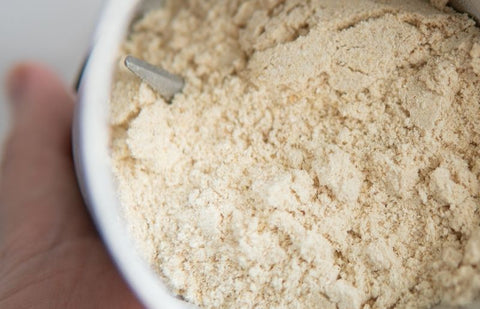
[0, 63, 95, 254]
[4, 63, 74, 158]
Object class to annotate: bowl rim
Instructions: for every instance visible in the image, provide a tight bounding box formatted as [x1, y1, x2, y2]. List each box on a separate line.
[73, 1, 192, 308]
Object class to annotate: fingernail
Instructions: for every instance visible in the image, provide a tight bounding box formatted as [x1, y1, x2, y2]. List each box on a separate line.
[6, 65, 32, 106]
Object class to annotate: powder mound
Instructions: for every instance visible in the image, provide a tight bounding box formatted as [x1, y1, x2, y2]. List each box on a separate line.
[314, 145, 363, 203]
[430, 0, 448, 10]
[110, 0, 480, 308]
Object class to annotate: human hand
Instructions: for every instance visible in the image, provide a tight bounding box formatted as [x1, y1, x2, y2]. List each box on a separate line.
[0, 63, 142, 308]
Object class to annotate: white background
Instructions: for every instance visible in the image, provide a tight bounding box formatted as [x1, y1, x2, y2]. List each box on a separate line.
[0, 0, 105, 153]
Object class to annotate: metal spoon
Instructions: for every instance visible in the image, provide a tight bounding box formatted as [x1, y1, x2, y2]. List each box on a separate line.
[124, 55, 184, 102]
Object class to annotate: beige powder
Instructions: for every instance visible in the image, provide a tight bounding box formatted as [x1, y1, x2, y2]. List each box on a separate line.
[110, 0, 480, 308]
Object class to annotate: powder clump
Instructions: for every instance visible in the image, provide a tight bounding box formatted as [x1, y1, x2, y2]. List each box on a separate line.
[110, 0, 480, 308]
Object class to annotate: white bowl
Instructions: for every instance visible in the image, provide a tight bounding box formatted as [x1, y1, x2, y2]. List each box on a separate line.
[72, 1, 480, 308]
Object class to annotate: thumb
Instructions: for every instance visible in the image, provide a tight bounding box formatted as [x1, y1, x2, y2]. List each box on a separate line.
[0, 63, 94, 256]
[5, 63, 74, 152]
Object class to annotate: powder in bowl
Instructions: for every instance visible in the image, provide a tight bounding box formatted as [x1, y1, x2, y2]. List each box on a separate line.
[110, 0, 480, 308]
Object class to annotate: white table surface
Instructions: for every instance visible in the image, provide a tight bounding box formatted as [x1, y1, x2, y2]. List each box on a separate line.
[0, 0, 105, 154]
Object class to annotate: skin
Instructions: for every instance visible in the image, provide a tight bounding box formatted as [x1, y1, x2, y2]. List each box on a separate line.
[0, 63, 142, 308]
